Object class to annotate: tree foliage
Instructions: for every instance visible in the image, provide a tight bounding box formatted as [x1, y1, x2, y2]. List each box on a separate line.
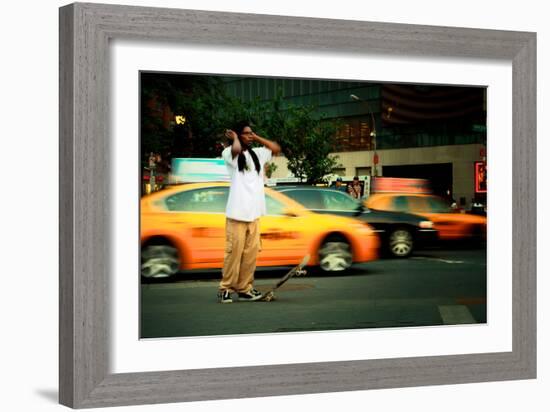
[141, 75, 341, 183]
[249, 94, 341, 183]
[141, 73, 232, 161]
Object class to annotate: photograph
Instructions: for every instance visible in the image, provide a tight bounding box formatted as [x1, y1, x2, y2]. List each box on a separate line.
[139, 73, 488, 339]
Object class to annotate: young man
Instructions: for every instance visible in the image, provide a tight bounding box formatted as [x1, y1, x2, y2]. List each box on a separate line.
[349, 176, 362, 199]
[218, 122, 281, 303]
[334, 177, 347, 193]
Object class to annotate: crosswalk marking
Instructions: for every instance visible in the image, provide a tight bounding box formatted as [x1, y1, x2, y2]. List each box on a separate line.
[438, 305, 476, 324]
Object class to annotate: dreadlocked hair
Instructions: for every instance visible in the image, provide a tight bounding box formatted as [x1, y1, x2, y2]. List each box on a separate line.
[237, 142, 261, 174]
[234, 121, 261, 174]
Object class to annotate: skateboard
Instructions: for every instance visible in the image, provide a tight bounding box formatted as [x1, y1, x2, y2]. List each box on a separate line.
[259, 254, 310, 302]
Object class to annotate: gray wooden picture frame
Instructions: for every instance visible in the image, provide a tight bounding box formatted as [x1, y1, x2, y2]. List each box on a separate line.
[59, 2, 536, 409]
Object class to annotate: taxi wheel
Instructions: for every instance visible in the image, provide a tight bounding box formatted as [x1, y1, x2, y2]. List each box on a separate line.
[388, 228, 414, 258]
[141, 244, 180, 279]
[319, 237, 353, 272]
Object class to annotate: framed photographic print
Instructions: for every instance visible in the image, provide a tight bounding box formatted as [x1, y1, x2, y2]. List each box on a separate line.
[59, 2, 536, 408]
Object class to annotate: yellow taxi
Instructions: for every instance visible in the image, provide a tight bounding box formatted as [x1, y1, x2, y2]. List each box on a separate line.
[365, 193, 487, 242]
[141, 182, 380, 278]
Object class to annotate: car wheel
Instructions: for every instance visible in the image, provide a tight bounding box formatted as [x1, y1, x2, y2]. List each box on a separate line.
[319, 237, 353, 272]
[388, 228, 414, 258]
[141, 244, 180, 279]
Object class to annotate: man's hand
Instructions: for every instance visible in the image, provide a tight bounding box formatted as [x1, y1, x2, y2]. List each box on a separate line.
[225, 129, 238, 141]
[251, 132, 281, 155]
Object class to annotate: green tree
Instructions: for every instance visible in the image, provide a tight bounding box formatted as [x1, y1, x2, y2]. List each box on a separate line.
[264, 162, 278, 178]
[141, 73, 236, 161]
[249, 94, 341, 184]
[141, 76, 341, 183]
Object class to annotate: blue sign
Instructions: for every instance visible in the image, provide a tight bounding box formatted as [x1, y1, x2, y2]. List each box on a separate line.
[170, 158, 230, 183]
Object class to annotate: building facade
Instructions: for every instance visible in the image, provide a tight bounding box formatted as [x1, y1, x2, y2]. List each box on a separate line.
[223, 76, 487, 208]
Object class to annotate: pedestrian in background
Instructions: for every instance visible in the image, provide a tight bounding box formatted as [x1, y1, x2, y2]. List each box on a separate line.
[349, 176, 362, 199]
[334, 177, 347, 192]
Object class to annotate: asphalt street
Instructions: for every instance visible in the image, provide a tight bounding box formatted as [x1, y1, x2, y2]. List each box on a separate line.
[140, 247, 486, 338]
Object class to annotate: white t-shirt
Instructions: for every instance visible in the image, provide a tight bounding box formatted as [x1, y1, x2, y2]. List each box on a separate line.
[222, 146, 272, 222]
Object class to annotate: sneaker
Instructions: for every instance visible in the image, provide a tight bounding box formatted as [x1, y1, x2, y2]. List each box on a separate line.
[237, 288, 263, 302]
[218, 290, 233, 304]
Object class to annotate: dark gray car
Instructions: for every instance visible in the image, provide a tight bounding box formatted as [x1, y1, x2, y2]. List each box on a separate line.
[274, 186, 438, 258]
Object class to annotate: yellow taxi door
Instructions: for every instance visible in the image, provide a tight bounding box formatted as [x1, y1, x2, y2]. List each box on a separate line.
[162, 186, 227, 266]
[257, 193, 307, 265]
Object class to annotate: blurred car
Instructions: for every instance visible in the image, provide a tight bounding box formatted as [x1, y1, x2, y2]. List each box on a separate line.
[141, 182, 380, 278]
[365, 193, 487, 242]
[468, 202, 487, 217]
[274, 186, 437, 258]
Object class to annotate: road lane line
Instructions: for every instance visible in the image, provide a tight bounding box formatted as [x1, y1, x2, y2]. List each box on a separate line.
[412, 257, 464, 264]
[438, 305, 476, 324]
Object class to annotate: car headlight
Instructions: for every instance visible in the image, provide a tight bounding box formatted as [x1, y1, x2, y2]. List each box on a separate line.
[419, 221, 434, 229]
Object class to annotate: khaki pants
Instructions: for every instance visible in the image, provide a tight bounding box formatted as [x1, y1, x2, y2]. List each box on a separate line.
[219, 218, 261, 293]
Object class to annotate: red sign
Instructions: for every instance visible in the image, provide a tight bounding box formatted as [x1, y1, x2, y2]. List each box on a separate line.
[475, 162, 487, 193]
[373, 153, 379, 165]
[143, 174, 164, 182]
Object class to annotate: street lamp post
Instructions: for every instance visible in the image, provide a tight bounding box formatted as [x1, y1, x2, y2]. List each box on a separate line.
[350, 94, 378, 177]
